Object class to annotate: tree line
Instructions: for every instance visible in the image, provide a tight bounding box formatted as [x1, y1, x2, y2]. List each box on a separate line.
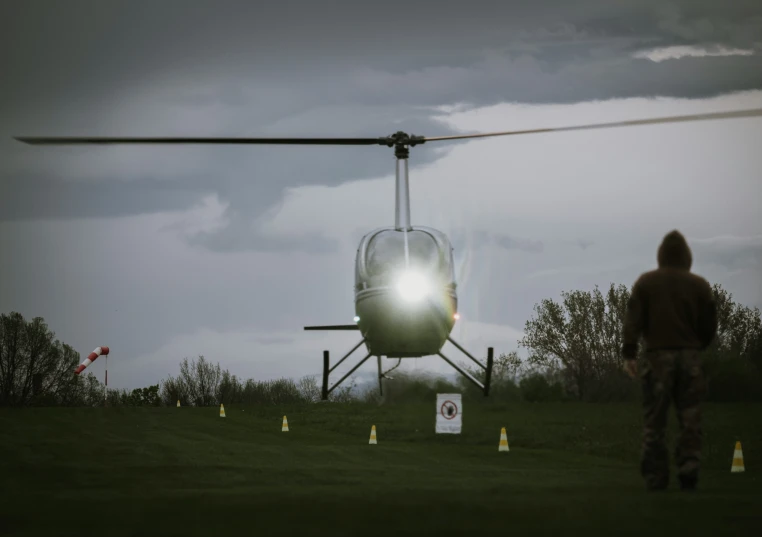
[1, 282, 760, 407]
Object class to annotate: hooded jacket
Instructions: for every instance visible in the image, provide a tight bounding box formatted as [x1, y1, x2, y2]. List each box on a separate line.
[622, 230, 718, 360]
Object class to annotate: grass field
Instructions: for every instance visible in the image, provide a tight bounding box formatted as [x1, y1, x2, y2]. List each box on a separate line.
[1, 401, 760, 536]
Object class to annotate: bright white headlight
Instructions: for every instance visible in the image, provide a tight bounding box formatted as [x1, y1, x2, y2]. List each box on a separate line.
[396, 271, 430, 302]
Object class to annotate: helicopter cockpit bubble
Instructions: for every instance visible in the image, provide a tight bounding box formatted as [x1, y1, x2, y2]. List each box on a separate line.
[355, 227, 456, 294]
[354, 226, 458, 358]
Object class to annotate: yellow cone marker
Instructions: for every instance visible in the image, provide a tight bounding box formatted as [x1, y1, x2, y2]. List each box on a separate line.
[369, 425, 377, 445]
[731, 441, 745, 473]
[219, 404, 226, 418]
[176, 400, 180, 407]
[499, 427, 509, 452]
[282, 416, 289, 432]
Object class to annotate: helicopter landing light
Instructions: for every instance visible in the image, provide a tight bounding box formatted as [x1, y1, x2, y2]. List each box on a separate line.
[396, 270, 430, 302]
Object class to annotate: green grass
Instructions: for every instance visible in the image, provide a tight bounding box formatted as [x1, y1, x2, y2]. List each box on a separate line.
[1, 402, 760, 536]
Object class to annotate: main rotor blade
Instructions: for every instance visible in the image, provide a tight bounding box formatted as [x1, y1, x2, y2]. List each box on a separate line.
[304, 325, 360, 331]
[13, 136, 384, 146]
[14, 107, 762, 147]
[422, 108, 762, 142]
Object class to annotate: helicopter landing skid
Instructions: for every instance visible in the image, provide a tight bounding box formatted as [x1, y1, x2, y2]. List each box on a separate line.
[317, 336, 495, 401]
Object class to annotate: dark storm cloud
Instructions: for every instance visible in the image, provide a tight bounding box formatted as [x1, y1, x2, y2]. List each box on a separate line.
[450, 230, 544, 254]
[0, 173, 213, 220]
[494, 235, 544, 254]
[2, 0, 761, 252]
[190, 222, 341, 254]
[348, 53, 762, 106]
[690, 235, 762, 271]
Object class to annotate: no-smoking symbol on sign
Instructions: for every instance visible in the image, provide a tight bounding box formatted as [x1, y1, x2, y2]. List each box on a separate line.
[441, 400, 458, 420]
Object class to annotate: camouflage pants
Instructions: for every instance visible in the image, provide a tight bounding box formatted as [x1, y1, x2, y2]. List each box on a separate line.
[640, 349, 706, 490]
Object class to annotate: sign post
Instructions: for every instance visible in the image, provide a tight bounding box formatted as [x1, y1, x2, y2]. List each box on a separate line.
[435, 393, 462, 434]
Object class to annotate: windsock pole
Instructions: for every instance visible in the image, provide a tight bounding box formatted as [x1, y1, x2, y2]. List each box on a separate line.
[75, 347, 110, 406]
[104, 354, 108, 406]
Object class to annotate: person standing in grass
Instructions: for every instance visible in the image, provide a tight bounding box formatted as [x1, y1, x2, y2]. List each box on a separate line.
[621, 230, 718, 491]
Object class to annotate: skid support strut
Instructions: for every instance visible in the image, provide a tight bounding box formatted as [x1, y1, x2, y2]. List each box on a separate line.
[320, 338, 373, 400]
[438, 339, 494, 396]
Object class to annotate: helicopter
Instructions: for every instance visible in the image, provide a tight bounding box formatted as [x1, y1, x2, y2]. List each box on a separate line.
[14, 107, 762, 400]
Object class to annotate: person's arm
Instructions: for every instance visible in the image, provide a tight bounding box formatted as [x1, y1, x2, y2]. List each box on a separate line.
[622, 277, 646, 360]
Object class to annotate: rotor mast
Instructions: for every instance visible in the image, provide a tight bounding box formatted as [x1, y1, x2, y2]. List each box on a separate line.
[384, 132, 423, 269]
[381, 132, 424, 232]
[394, 144, 411, 232]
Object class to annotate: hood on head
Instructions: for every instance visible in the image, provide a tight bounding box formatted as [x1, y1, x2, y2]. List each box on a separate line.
[657, 230, 692, 270]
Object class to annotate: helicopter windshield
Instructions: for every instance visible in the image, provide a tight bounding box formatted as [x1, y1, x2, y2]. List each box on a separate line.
[365, 230, 445, 285]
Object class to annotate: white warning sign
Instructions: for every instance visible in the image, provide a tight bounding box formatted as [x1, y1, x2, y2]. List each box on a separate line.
[435, 393, 462, 434]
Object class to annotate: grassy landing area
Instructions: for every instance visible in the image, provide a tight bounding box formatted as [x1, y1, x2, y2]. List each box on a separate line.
[1, 402, 760, 536]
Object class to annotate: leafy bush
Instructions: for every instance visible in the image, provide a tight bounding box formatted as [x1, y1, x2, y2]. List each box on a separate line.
[519, 373, 565, 402]
[703, 353, 762, 402]
[379, 371, 460, 404]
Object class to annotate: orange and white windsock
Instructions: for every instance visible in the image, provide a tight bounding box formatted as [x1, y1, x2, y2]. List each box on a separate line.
[75, 346, 110, 375]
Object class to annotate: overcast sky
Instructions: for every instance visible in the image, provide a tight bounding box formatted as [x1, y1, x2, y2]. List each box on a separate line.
[1, 0, 761, 390]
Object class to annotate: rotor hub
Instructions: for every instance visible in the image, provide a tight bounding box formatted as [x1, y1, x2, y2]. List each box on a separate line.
[377, 131, 425, 159]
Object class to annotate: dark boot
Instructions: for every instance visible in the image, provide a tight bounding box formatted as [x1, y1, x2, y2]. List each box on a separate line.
[678, 475, 697, 491]
[645, 475, 668, 491]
